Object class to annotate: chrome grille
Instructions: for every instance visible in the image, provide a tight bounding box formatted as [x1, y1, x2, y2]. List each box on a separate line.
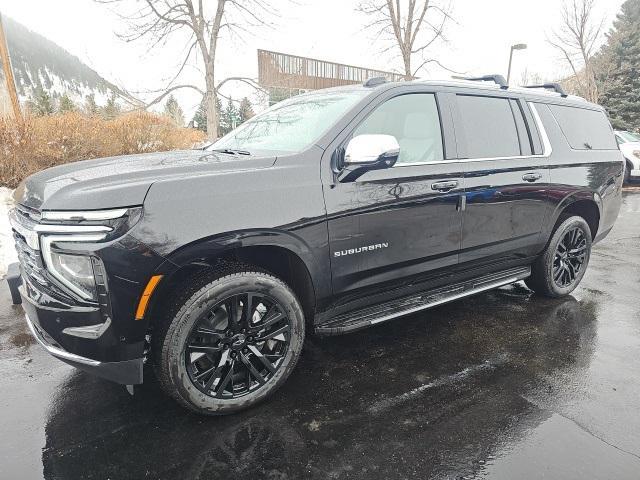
[13, 229, 48, 287]
[11, 206, 68, 300]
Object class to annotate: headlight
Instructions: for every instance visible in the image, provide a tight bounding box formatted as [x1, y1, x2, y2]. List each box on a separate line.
[41, 234, 107, 301]
[34, 207, 142, 301]
[633, 150, 640, 160]
[48, 252, 98, 300]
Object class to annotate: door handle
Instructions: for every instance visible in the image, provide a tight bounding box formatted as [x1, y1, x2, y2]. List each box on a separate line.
[431, 180, 458, 192]
[522, 172, 542, 182]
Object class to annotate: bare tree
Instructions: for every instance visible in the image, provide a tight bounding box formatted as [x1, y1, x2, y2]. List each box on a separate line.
[98, 0, 274, 140]
[548, 0, 605, 102]
[358, 0, 454, 80]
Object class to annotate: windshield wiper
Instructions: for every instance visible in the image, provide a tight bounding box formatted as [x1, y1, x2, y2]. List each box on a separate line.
[211, 148, 251, 156]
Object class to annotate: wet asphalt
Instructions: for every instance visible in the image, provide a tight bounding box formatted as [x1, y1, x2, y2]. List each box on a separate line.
[1, 191, 640, 480]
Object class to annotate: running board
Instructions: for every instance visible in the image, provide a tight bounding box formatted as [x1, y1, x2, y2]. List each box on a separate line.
[315, 266, 531, 335]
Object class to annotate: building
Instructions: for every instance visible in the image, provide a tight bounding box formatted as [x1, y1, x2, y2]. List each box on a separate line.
[257, 49, 407, 105]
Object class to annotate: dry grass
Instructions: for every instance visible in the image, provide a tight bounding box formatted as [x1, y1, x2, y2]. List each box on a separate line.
[0, 111, 206, 188]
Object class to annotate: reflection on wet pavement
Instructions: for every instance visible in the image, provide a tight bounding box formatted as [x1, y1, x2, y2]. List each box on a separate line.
[1, 192, 640, 479]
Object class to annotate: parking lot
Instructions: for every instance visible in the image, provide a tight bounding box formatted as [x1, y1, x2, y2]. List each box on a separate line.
[1, 190, 639, 480]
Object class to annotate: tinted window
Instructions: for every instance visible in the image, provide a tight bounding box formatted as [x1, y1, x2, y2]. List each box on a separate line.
[457, 95, 521, 158]
[353, 94, 444, 165]
[548, 104, 616, 150]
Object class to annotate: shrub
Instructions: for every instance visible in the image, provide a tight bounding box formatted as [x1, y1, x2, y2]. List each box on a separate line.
[0, 111, 206, 188]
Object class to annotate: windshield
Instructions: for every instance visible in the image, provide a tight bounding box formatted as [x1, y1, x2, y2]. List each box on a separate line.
[617, 131, 640, 143]
[208, 89, 368, 155]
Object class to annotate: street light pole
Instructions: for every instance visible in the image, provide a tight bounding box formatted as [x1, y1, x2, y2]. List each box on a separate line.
[506, 43, 527, 85]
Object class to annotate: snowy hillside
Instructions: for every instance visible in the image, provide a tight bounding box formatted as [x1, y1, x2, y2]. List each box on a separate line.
[0, 16, 134, 107]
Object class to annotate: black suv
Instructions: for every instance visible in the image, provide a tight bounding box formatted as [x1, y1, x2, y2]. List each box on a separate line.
[7, 76, 623, 415]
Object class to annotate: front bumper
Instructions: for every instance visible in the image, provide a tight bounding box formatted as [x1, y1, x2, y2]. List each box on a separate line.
[8, 272, 143, 385]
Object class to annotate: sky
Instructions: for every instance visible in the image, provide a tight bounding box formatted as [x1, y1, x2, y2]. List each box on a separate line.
[0, 0, 625, 118]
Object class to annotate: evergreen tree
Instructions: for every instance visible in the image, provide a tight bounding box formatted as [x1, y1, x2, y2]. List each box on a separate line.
[220, 97, 240, 135]
[84, 94, 99, 116]
[238, 97, 255, 124]
[192, 96, 223, 134]
[102, 93, 121, 119]
[597, 0, 640, 130]
[28, 87, 54, 116]
[58, 93, 76, 113]
[163, 94, 185, 126]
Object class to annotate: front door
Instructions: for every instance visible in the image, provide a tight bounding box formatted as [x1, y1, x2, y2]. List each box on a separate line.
[323, 91, 463, 301]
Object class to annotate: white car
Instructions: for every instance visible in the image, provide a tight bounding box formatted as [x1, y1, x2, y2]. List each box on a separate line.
[615, 130, 640, 183]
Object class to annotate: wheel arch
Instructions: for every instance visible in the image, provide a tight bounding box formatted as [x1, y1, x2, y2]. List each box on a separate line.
[146, 230, 321, 329]
[548, 192, 601, 241]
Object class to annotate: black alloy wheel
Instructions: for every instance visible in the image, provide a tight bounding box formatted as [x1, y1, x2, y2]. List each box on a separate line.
[185, 293, 291, 399]
[525, 215, 592, 298]
[552, 227, 588, 288]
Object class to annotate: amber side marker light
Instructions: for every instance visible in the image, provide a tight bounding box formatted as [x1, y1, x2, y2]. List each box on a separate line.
[135, 275, 163, 320]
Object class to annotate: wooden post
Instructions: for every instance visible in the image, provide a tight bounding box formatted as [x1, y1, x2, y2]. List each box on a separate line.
[0, 12, 22, 122]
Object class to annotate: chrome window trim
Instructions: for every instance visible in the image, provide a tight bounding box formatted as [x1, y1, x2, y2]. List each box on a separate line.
[389, 101, 553, 168]
[41, 208, 128, 221]
[40, 234, 107, 301]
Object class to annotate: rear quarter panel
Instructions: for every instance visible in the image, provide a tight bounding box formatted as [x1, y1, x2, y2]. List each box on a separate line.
[534, 102, 624, 243]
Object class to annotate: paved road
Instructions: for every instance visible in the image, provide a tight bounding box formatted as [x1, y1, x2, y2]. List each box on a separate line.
[1, 191, 640, 480]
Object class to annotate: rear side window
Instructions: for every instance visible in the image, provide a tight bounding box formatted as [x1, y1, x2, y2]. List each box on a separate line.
[548, 104, 616, 150]
[353, 93, 444, 165]
[456, 95, 522, 158]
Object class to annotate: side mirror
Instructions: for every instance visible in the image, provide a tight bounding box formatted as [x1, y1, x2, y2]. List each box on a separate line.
[344, 134, 400, 167]
[338, 134, 400, 182]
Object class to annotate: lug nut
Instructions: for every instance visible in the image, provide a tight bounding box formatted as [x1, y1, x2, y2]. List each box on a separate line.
[231, 352, 237, 358]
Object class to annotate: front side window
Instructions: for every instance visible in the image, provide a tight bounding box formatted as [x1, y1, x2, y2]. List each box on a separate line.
[457, 95, 521, 158]
[209, 89, 369, 155]
[353, 93, 444, 165]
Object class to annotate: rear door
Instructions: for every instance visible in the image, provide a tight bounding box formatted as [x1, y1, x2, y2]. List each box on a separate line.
[453, 93, 551, 267]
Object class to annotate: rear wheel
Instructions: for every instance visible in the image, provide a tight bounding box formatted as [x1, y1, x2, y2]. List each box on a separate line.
[525, 216, 592, 297]
[153, 266, 305, 415]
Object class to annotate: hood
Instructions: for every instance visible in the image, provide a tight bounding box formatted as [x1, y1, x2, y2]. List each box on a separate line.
[13, 150, 276, 211]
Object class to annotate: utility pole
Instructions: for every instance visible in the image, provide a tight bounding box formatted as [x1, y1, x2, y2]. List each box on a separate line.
[0, 12, 22, 122]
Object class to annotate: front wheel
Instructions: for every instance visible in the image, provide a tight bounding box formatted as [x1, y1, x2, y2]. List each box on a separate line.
[525, 216, 592, 297]
[153, 267, 305, 415]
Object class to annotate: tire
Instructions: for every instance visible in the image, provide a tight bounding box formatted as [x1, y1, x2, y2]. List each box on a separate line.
[153, 264, 305, 415]
[525, 215, 592, 298]
[624, 161, 632, 185]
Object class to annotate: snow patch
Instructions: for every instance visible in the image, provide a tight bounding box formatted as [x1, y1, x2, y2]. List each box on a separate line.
[0, 188, 18, 278]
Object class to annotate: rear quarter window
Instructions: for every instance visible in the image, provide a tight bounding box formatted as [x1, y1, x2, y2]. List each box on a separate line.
[547, 104, 617, 150]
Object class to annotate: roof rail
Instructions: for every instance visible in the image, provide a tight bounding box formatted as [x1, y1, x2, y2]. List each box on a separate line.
[363, 76, 387, 87]
[463, 74, 509, 89]
[523, 83, 568, 97]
